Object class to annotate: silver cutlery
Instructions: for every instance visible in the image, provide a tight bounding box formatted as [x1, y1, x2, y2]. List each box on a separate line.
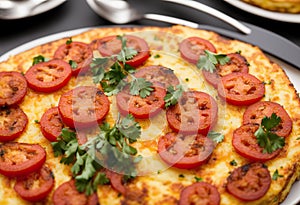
[88, 0, 250, 34]
[0, 0, 48, 19]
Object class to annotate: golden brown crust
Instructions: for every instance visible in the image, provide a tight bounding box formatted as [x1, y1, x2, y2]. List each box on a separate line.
[0, 25, 299, 205]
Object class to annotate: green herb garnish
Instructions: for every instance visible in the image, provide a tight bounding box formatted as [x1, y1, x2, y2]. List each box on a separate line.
[164, 85, 184, 108]
[66, 38, 73, 45]
[69, 60, 78, 69]
[196, 50, 230, 73]
[207, 131, 224, 143]
[194, 176, 203, 182]
[272, 169, 283, 180]
[129, 77, 154, 98]
[229, 160, 238, 166]
[32, 55, 48, 65]
[255, 113, 285, 154]
[52, 114, 142, 195]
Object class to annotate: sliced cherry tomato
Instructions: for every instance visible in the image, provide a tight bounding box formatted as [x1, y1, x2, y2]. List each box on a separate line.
[58, 86, 110, 129]
[202, 53, 249, 88]
[40, 107, 64, 142]
[166, 91, 218, 135]
[217, 73, 265, 106]
[133, 65, 180, 88]
[226, 162, 271, 201]
[95, 35, 150, 67]
[0, 142, 46, 177]
[116, 85, 166, 119]
[158, 132, 214, 169]
[232, 124, 281, 162]
[0, 106, 28, 142]
[54, 41, 93, 76]
[105, 170, 127, 195]
[179, 37, 217, 64]
[52, 180, 98, 205]
[25, 59, 72, 93]
[243, 101, 292, 137]
[0, 71, 27, 106]
[179, 182, 220, 205]
[14, 165, 54, 202]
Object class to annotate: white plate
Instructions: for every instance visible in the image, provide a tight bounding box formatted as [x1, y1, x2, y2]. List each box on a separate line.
[0, 0, 67, 20]
[0, 27, 299, 205]
[224, 0, 300, 23]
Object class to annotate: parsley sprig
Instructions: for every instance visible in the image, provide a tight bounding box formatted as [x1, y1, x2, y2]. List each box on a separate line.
[90, 35, 153, 98]
[32, 55, 49, 65]
[164, 85, 184, 108]
[52, 128, 107, 195]
[130, 76, 154, 98]
[196, 50, 230, 73]
[51, 114, 142, 195]
[84, 114, 142, 176]
[207, 131, 224, 143]
[255, 113, 285, 154]
[116, 35, 138, 64]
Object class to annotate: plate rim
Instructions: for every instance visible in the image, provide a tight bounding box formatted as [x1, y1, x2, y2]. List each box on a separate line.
[0, 26, 299, 205]
[224, 0, 300, 23]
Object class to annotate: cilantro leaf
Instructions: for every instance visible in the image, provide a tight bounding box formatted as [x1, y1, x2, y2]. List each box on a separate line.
[164, 85, 184, 108]
[207, 131, 224, 143]
[272, 169, 283, 180]
[255, 113, 285, 154]
[262, 113, 281, 130]
[91, 57, 110, 84]
[196, 50, 230, 73]
[69, 60, 78, 69]
[129, 77, 153, 98]
[116, 114, 141, 142]
[66, 37, 73, 45]
[32, 55, 49, 65]
[116, 35, 138, 64]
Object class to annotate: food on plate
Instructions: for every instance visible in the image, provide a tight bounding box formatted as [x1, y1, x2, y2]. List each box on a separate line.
[241, 0, 300, 13]
[0, 25, 299, 205]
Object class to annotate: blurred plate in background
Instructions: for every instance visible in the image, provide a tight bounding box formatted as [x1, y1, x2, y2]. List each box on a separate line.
[224, 0, 300, 23]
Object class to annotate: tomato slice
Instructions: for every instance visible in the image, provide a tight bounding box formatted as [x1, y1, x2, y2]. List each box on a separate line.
[179, 182, 220, 205]
[243, 101, 292, 137]
[217, 73, 265, 106]
[202, 53, 249, 88]
[58, 86, 110, 129]
[0, 71, 27, 106]
[52, 180, 98, 205]
[0, 106, 28, 142]
[226, 162, 271, 201]
[133, 65, 180, 88]
[158, 132, 214, 169]
[95, 35, 150, 67]
[232, 124, 281, 162]
[105, 170, 127, 195]
[0, 142, 46, 177]
[116, 85, 166, 119]
[14, 165, 54, 202]
[166, 91, 218, 135]
[53, 41, 93, 76]
[40, 107, 64, 142]
[179, 37, 217, 64]
[25, 59, 72, 93]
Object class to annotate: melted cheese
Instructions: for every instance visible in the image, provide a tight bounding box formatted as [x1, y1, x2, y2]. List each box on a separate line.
[0, 25, 299, 205]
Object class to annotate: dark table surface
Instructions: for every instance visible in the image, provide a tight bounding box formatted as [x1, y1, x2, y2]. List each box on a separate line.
[0, 0, 300, 57]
